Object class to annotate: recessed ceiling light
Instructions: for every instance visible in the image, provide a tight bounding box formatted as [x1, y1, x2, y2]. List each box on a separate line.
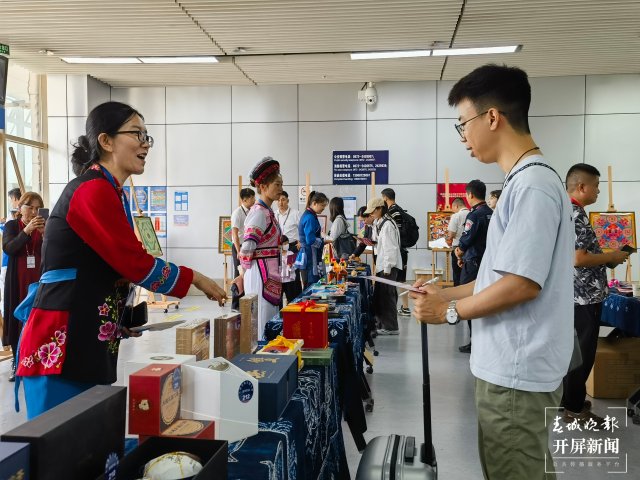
[61, 57, 141, 64]
[351, 50, 431, 60]
[432, 45, 522, 56]
[138, 56, 218, 64]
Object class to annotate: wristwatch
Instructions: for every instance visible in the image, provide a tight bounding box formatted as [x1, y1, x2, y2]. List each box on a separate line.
[446, 300, 460, 325]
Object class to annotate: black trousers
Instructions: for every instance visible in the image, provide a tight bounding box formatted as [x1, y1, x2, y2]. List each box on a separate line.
[460, 257, 481, 338]
[451, 250, 462, 286]
[397, 250, 408, 282]
[373, 269, 400, 331]
[561, 303, 602, 412]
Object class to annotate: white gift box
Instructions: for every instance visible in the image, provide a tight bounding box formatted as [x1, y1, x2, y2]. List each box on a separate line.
[180, 358, 259, 442]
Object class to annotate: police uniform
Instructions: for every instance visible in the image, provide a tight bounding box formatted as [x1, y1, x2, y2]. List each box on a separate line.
[458, 201, 493, 285]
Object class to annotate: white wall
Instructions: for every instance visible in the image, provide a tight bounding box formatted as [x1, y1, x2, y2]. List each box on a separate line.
[47, 74, 640, 281]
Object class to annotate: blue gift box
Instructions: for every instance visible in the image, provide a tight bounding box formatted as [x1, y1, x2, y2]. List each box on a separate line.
[0, 442, 30, 480]
[231, 354, 298, 422]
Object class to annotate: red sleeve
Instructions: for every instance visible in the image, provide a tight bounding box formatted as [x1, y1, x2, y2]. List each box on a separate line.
[66, 178, 193, 297]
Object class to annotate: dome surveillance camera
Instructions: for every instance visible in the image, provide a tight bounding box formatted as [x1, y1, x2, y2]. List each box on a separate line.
[364, 85, 377, 105]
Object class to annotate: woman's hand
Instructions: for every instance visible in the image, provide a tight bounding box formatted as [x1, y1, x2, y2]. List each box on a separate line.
[193, 271, 227, 306]
[24, 216, 45, 235]
[121, 326, 142, 338]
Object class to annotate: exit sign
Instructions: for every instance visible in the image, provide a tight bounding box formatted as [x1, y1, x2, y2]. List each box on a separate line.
[0, 44, 9, 56]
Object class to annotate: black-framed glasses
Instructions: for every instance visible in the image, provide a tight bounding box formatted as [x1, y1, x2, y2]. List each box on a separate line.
[114, 130, 154, 147]
[454, 111, 488, 139]
[454, 110, 506, 139]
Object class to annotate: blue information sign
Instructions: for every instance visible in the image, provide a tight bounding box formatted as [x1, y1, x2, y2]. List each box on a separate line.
[332, 150, 389, 185]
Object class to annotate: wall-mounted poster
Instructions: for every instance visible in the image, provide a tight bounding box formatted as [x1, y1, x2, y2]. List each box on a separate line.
[318, 215, 328, 236]
[133, 216, 163, 257]
[427, 211, 453, 246]
[589, 212, 636, 250]
[436, 183, 469, 211]
[218, 216, 233, 254]
[174, 191, 189, 211]
[150, 186, 167, 212]
[150, 214, 167, 239]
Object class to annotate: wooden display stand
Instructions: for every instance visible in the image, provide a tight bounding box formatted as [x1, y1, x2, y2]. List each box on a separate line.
[129, 178, 179, 313]
[431, 248, 454, 287]
[605, 166, 633, 282]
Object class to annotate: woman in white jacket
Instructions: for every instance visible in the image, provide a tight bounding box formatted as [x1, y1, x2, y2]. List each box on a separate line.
[365, 197, 403, 335]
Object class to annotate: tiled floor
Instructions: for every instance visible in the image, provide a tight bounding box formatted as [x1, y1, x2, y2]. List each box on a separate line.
[1, 296, 638, 478]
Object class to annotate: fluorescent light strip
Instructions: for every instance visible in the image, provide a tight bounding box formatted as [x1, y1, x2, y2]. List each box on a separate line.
[61, 56, 219, 64]
[138, 56, 218, 64]
[61, 57, 141, 64]
[351, 50, 431, 60]
[432, 45, 521, 56]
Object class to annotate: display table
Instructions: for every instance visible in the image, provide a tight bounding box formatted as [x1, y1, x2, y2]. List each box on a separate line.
[601, 293, 640, 337]
[227, 351, 349, 479]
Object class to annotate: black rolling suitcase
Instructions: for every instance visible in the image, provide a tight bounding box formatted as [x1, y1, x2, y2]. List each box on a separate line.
[355, 321, 437, 479]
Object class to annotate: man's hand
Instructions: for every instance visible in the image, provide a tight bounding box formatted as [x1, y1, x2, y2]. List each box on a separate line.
[455, 247, 464, 259]
[409, 286, 448, 325]
[608, 250, 630, 266]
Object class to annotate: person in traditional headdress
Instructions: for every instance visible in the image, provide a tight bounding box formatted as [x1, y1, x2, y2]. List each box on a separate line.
[237, 157, 284, 336]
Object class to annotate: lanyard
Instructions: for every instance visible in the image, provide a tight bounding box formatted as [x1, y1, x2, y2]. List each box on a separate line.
[100, 166, 134, 230]
[278, 208, 291, 226]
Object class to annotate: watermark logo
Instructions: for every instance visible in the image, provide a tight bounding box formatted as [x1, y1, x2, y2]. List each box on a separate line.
[546, 407, 628, 474]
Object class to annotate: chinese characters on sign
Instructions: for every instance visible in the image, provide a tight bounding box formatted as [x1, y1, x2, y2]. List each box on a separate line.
[548, 409, 627, 474]
[332, 150, 389, 185]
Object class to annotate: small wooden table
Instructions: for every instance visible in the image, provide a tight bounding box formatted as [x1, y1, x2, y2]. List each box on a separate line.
[431, 247, 454, 287]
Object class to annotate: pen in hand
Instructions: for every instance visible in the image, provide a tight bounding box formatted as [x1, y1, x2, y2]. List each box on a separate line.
[398, 276, 440, 296]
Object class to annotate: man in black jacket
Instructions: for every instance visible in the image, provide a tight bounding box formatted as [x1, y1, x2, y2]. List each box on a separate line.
[455, 179, 493, 352]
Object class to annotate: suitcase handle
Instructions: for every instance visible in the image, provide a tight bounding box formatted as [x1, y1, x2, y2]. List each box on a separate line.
[404, 436, 416, 462]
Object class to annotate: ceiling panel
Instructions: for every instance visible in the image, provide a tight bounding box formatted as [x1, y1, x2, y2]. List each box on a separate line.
[0, 0, 638, 87]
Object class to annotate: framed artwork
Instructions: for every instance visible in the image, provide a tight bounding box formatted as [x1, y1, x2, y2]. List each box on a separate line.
[318, 215, 328, 235]
[589, 212, 636, 250]
[427, 211, 453, 245]
[218, 216, 233, 254]
[133, 216, 163, 257]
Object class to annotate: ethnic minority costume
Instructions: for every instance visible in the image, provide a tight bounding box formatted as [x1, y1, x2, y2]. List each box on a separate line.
[239, 199, 282, 337]
[297, 208, 325, 286]
[16, 165, 193, 418]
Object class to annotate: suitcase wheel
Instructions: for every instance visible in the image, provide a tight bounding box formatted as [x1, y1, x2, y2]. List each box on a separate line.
[366, 366, 373, 374]
[365, 399, 374, 412]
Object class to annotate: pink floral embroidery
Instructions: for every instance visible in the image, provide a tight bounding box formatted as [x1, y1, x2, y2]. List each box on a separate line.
[162, 265, 171, 277]
[39, 342, 62, 369]
[21, 355, 34, 368]
[54, 329, 66, 345]
[98, 303, 110, 316]
[98, 321, 117, 341]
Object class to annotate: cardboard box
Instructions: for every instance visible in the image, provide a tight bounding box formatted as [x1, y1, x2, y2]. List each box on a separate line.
[139, 419, 215, 442]
[1, 386, 125, 480]
[95, 438, 227, 480]
[176, 318, 211, 360]
[129, 364, 182, 436]
[587, 337, 640, 399]
[180, 358, 259, 442]
[0, 442, 30, 480]
[232, 354, 298, 422]
[281, 303, 329, 349]
[214, 312, 241, 359]
[239, 294, 259, 354]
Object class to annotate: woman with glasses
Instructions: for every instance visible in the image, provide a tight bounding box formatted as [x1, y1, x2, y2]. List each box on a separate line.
[15, 101, 227, 419]
[2, 192, 45, 382]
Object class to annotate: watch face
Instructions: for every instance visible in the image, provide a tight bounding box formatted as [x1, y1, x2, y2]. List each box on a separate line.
[447, 305, 458, 324]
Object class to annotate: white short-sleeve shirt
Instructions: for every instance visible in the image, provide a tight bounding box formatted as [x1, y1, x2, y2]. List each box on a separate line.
[447, 207, 469, 246]
[470, 155, 574, 392]
[231, 205, 249, 240]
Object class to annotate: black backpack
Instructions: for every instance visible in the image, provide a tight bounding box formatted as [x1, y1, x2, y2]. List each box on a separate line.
[332, 216, 357, 259]
[396, 208, 420, 249]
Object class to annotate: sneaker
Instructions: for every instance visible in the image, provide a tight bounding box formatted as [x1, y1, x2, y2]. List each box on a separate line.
[562, 408, 606, 428]
[377, 329, 400, 336]
[398, 307, 411, 317]
[458, 343, 472, 353]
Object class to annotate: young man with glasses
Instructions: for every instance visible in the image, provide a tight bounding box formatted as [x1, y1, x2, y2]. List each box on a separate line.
[411, 64, 574, 479]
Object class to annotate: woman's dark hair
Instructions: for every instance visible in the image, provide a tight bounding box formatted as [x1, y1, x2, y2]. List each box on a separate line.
[489, 189, 502, 199]
[71, 101, 144, 177]
[379, 204, 389, 216]
[305, 191, 329, 209]
[357, 206, 369, 218]
[329, 197, 345, 222]
[281, 235, 289, 243]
